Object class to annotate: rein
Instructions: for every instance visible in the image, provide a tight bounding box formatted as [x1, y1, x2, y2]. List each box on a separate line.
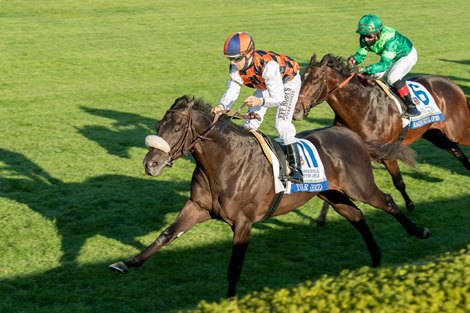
[166, 109, 220, 163]
[304, 67, 355, 114]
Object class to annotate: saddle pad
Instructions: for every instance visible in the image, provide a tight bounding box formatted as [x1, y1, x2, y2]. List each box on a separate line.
[285, 139, 329, 194]
[376, 80, 445, 129]
[406, 81, 445, 129]
[250, 132, 329, 194]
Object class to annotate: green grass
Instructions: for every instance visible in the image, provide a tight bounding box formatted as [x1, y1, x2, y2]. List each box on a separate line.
[0, 1, 469, 312]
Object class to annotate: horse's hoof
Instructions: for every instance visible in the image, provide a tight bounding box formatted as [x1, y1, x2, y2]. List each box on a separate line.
[420, 227, 431, 239]
[372, 252, 382, 268]
[109, 262, 129, 274]
[405, 201, 415, 211]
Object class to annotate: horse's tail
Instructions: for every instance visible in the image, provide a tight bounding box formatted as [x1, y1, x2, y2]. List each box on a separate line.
[365, 141, 416, 168]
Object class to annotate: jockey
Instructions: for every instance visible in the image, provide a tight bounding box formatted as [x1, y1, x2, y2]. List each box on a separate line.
[213, 32, 303, 183]
[347, 14, 421, 117]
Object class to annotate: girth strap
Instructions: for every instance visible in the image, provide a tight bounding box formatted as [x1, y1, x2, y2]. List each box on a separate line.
[260, 191, 284, 221]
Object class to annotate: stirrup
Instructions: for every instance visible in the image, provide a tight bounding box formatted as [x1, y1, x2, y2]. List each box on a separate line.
[405, 107, 420, 117]
[289, 170, 303, 184]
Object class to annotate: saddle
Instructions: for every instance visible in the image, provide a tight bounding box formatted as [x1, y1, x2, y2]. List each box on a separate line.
[249, 130, 290, 183]
[374, 79, 408, 113]
[358, 76, 408, 113]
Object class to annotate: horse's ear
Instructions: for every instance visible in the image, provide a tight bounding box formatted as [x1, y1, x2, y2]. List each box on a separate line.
[187, 96, 196, 109]
[310, 53, 317, 64]
[320, 54, 330, 66]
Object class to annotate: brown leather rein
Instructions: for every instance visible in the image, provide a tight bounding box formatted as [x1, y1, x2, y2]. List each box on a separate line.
[303, 67, 355, 114]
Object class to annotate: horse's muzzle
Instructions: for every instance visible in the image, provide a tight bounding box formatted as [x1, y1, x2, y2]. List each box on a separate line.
[144, 156, 172, 176]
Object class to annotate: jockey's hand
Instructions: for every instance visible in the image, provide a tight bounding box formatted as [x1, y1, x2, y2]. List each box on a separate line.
[248, 112, 261, 121]
[211, 105, 227, 115]
[347, 56, 356, 66]
[244, 96, 263, 108]
[352, 66, 363, 74]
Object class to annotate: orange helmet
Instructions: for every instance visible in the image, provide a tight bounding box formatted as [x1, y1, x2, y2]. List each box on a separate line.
[223, 32, 255, 58]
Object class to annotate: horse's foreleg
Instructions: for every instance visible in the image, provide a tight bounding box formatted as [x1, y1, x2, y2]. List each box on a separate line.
[382, 159, 414, 210]
[109, 200, 211, 273]
[423, 129, 470, 170]
[227, 219, 252, 298]
[318, 191, 382, 267]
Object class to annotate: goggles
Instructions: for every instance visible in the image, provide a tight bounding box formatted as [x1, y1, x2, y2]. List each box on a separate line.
[228, 55, 245, 62]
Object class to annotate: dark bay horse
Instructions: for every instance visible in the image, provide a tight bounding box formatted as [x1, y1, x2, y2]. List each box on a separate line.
[109, 95, 430, 297]
[294, 54, 470, 217]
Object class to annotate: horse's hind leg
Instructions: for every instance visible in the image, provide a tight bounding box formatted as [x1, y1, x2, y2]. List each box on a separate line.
[423, 129, 470, 170]
[109, 200, 211, 273]
[319, 191, 382, 267]
[382, 159, 415, 210]
[316, 201, 330, 226]
[365, 191, 431, 239]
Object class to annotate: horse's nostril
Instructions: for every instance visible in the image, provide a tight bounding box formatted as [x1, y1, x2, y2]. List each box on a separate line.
[147, 161, 158, 169]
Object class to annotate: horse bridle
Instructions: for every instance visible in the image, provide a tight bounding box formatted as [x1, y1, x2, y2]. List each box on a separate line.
[303, 67, 328, 114]
[162, 109, 220, 165]
[302, 66, 355, 115]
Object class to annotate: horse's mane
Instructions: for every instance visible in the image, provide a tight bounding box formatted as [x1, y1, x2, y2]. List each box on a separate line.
[170, 95, 251, 135]
[309, 53, 352, 76]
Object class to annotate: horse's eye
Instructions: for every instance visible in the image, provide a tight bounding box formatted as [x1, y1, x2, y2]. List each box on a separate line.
[174, 125, 181, 132]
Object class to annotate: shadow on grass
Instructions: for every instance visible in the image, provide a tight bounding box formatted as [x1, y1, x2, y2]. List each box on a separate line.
[77, 106, 156, 159]
[410, 139, 470, 176]
[0, 193, 468, 313]
[0, 148, 188, 265]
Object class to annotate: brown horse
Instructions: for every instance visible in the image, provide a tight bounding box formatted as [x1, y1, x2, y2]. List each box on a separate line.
[294, 54, 470, 218]
[109, 95, 430, 297]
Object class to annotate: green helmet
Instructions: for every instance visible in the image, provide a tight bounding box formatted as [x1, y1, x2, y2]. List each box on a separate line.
[356, 14, 383, 35]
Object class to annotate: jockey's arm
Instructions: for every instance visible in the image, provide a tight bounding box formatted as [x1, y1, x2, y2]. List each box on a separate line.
[363, 50, 395, 74]
[217, 65, 243, 111]
[260, 61, 285, 108]
[353, 47, 368, 65]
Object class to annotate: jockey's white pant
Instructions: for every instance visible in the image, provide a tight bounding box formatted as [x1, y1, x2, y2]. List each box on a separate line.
[242, 74, 301, 145]
[371, 47, 418, 85]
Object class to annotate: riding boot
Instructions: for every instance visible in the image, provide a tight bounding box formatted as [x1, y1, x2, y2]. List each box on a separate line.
[285, 143, 303, 184]
[402, 92, 420, 117]
[392, 80, 420, 117]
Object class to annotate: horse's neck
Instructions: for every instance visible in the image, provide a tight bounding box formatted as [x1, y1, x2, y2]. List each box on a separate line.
[327, 74, 393, 138]
[327, 72, 377, 113]
[191, 130, 256, 170]
[190, 114, 270, 175]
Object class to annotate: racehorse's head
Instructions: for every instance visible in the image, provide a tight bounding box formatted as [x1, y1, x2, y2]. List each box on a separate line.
[143, 96, 195, 176]
[294, 54, 328, 121]
[294, 54, 350, 121]
[143, 95, 217, 176]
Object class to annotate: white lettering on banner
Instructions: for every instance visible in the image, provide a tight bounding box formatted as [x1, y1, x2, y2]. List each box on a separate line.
[296, 184, 309, 191]
[411, 114, 444, 128]
[309, 183, 324, 192]
[291, 183, 325, 192]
